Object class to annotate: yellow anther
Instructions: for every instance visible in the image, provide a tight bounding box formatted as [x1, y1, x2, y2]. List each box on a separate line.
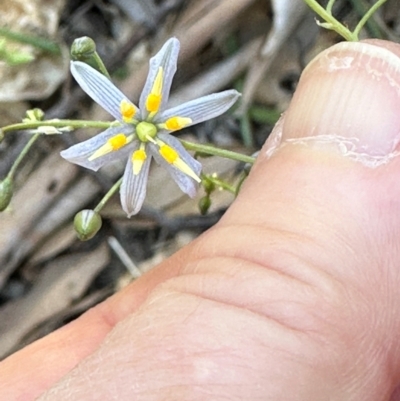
[109, 133, 127, 150]
[88, 133, 127, 161]
[146, 67, 163, 113]
[132, 148, 147, 175]
[159, 144, 178, 164]
[159, 144, 201, 183]
[165, 117, 192, 131]
[146, 94, 161, 113]
[120, 99, 136, 122]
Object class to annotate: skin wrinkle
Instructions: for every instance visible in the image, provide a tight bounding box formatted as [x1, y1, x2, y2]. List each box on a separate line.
[163, 270, 329, 345]
[181, 253, 317, 310]
[123, 291, 328, 395]
[163, 257, 359, 355]
[52, 296, 306, 399]
[176, 223, 376, 353]
[187, 222, 347, 294]
[161, 266, 315, 332]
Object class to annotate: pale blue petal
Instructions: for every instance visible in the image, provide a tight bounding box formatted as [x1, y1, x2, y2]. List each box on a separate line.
[139, 38, 180, 118]
[71, 61, 136, 121]
[60, 126, 135, 171]
[120, 149, 152, 217]
[149, 134, 201, 198]
[156, 90, 241, 128]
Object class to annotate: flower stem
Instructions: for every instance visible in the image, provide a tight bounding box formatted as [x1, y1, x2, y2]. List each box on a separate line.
[91, 52, 110, 79]
[326, 0, 336, 14]
[353, 0, 388, 38]
[94, 177, 123, 213]
[302, 0, 356, 41]
[203, 175, 236, 194]
[303, 0, 388, 41]
[2, 120, 117, 134]
[8, 133, 41, 180]
[180, 139, 256, 165]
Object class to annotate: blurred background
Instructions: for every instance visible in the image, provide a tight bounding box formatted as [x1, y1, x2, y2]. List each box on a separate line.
[0, 0, 398, 360]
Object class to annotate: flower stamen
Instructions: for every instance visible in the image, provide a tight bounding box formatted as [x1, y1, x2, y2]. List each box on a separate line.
[120, 99, 136, 122]
[163, 116, 192, 131]
[89, 133, 128, 160]
[146, 67, 163, 113]
[159, 143, 178, 163]
[159, 143, 201, 182]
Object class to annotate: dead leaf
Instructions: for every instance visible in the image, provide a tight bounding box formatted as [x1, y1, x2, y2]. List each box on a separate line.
[0, 242, 110, 359]
[0, 0, 68, 101]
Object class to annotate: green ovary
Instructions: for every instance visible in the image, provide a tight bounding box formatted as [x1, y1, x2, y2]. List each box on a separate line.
[136, 121, 157, 142]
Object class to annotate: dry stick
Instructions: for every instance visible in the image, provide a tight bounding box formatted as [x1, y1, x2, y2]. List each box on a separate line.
[0, 162, 101, 288]
[239, 0, 308, 115]
[0, 244, 109, 358]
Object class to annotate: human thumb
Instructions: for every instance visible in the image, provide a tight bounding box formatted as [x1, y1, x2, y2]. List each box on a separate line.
[220, 39, 400, 400]
[35, 40, 400, 401]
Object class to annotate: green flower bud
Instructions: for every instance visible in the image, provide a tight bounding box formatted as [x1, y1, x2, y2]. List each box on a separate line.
[198, 196, 211, 216]
[70, 36, 109, 78]
[0, 176, 14, 212]
[71, 36, 96, 59]
[74, 209, 102, 241]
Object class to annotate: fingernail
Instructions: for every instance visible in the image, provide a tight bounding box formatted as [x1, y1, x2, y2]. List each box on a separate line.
[279, 41, 400, 164]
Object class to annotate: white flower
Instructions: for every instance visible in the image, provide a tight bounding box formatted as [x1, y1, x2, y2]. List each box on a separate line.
[61, 38, 240, 217]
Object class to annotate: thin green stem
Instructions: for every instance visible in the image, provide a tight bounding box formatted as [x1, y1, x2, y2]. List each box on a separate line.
[8, 133, 41, 180]
[94, 177, 123, 213]
[240, 112, 254, 148]
[349, 0, 384, 39]
[326, 0, 336, 14]
[180, 139, 255, 164]
[203, 175, 236, 194]
[353, 0, 388, 38]
[92, 52, 110, 79]
[2, 120, 118, 134]
[302, 0, 356, 41]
